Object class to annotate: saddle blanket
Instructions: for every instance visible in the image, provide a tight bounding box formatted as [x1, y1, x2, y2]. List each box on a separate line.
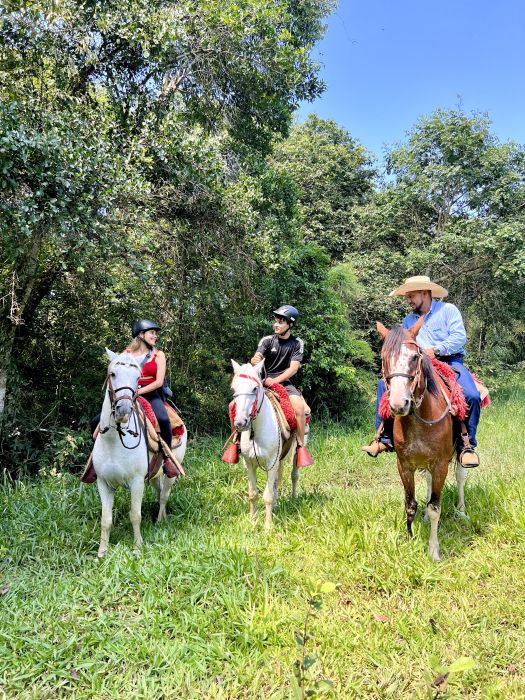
[138, 397, 185, 443]
[378, 358, 486, 421]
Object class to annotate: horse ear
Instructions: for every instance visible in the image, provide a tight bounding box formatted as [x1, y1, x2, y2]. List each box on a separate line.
[376, 322, 389, 339]
[106, 348, 118, 362]
[408, 314, 425, 338]
[253, 358, 265, 375]
[231, 359, 241, 374]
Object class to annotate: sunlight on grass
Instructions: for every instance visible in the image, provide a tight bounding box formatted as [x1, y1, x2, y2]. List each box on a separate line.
[1, 379, 525, 698]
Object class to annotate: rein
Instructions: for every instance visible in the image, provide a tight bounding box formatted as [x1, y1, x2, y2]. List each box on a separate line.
[103, 363, 143, 450]
[383, 342, 451, 424]
[232, 373, 264, 420]
[233, 372, 279, 473]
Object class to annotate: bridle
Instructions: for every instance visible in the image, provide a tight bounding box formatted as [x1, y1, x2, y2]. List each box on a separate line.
[232, 372, 279, 473]
[232, 373, 264, 422]
[102, 359, 143, 449]
[382, 340, 425, 410]
[382, 341, 452, 425]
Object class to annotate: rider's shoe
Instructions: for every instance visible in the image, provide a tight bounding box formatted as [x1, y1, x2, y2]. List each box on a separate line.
[361, 439, 394, 458]
[80, 454, 97, 483]
[296, 445, 313, 468]
[458, 448, 479, 468]
[163, 457, 182, 478]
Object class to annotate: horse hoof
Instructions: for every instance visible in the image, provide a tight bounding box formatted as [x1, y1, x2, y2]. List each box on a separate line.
[97, 549, 107, 559]
[429, 548, 441, 562]
[455, 509, 469, 519]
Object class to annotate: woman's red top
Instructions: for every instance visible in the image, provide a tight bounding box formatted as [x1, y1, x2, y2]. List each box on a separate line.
[138, 352, 158, 387]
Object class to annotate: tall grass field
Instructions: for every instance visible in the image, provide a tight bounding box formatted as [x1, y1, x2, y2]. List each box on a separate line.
[1, 378, 525, 699]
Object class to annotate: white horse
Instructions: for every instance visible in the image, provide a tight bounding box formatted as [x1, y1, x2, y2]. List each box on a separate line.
[93, 349, 187, 558]
[230, 360, 304, 529]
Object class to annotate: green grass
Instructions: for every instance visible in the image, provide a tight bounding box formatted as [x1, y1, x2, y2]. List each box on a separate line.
[1, 378, 525, 699]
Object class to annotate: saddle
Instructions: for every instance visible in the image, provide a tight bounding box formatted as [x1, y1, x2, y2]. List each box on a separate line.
[137, 397, 186, 478]
[265, 386, 311, 441]
[137, 397, 185, 449]
[222, 388, 311, 464]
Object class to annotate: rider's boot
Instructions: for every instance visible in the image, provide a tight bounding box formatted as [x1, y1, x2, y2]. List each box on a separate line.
[80, 453, 97, 483]
[361, 438, 394, 458]
[457, 422, 479, 468]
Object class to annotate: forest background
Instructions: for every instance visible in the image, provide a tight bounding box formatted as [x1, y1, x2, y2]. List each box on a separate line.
[1, 0, 525, 474]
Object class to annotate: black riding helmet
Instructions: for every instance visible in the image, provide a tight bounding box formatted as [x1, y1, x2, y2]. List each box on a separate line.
[131, 319, 161, 338]
[273, 305, 299, 325]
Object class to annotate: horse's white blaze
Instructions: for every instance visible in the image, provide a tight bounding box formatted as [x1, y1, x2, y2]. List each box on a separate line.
[93, 350, 187, 556]
[388, 345, 414, 414]
[230, 361, 301, 529]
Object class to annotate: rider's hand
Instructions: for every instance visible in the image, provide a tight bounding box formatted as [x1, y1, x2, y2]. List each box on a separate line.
[263, 378, 276, 387]
[423, 348, 436, 359]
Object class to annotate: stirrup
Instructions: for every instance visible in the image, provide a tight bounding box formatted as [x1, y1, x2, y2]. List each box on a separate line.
[80, 455, 97, 483]
[163, 457, 182, 478]
[296, 446, 313, 468]
[458, 448, 479, 468]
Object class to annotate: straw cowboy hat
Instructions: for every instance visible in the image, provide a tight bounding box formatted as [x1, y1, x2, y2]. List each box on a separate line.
[389, 275, 448, 298]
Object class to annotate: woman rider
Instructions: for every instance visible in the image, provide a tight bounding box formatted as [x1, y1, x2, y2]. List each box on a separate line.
[81, 319, 179, 482]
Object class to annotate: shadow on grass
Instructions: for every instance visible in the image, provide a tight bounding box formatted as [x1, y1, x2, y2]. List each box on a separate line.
[410, 475, 506, 558]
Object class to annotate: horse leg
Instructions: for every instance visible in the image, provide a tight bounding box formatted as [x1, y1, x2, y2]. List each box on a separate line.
[423, 471, 432, 523]
[455, 464, 468, 518]
[264, 463, 279, 530]
[97, 479, 115, 559]
[397, 460, 417, 537]
[291, 443, 299, 498]
[157, 475, 174, 523]
[129, 477, 145, 550]
[427, 470, 446, 561]
[246, 461, 258, 522]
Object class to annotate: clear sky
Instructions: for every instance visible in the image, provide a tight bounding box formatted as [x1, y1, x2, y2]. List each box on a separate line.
[298, 0, 525, 160]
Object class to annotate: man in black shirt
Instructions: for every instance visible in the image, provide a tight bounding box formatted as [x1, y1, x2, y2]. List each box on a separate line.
[251, 305, 313, 467]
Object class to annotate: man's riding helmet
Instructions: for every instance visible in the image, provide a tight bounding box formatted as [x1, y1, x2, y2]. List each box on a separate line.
[273, 305, 299, 325]
[131, 319, 161, 338]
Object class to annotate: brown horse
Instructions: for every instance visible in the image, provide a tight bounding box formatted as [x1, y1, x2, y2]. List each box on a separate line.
[377, 318, 467, 561]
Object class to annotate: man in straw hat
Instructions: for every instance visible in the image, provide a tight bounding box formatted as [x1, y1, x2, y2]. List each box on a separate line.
[362, 275, 480, 467]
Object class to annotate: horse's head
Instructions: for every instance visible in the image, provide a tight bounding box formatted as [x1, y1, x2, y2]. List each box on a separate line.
[230, 359, 265, 432]
[106, 349, 144, 424]
[377, 316, 425, 416]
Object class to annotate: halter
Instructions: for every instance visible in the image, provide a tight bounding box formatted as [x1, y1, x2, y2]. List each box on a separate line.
[382, 341, 426, 411]
[232, 373, 264, 421]
[103, 359, 143, 449]
[232, 372, 280, 473]
[382, 341, 453, 424]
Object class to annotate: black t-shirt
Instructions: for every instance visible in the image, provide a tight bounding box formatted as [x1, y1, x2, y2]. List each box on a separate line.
[256, 334, 304, 382]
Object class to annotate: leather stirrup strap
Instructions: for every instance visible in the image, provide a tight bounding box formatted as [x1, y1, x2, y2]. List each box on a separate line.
[374, 421, 384, 441]
[459, 421, 471, 450]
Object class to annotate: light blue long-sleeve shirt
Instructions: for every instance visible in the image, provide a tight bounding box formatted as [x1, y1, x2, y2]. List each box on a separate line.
[402, 300, 467, 357]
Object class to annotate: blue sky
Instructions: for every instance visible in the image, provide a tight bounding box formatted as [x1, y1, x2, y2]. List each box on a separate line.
[298, 0, 525, 160]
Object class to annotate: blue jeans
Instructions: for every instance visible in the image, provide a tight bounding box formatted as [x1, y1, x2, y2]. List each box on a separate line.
[376, 356, 481, 450]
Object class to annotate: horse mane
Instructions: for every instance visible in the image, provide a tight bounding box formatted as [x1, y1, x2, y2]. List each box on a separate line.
[381, 325, 406, 362]
[382, 326, 440, 398]
[109, 351, 143, 371]
[421, 355, 440, 397]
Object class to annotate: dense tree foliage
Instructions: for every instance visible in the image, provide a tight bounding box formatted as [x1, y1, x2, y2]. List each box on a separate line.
[1, 2, 524, 474]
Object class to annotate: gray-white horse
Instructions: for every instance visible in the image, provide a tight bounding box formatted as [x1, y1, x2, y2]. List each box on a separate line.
[93, 349, 187, 558]
[230, 360, 304, 529]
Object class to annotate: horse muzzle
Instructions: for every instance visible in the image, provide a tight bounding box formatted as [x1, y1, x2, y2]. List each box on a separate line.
[234, 417, 251, 432]
[389, 398, 411, 416]
[114, 399, 133, 423]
